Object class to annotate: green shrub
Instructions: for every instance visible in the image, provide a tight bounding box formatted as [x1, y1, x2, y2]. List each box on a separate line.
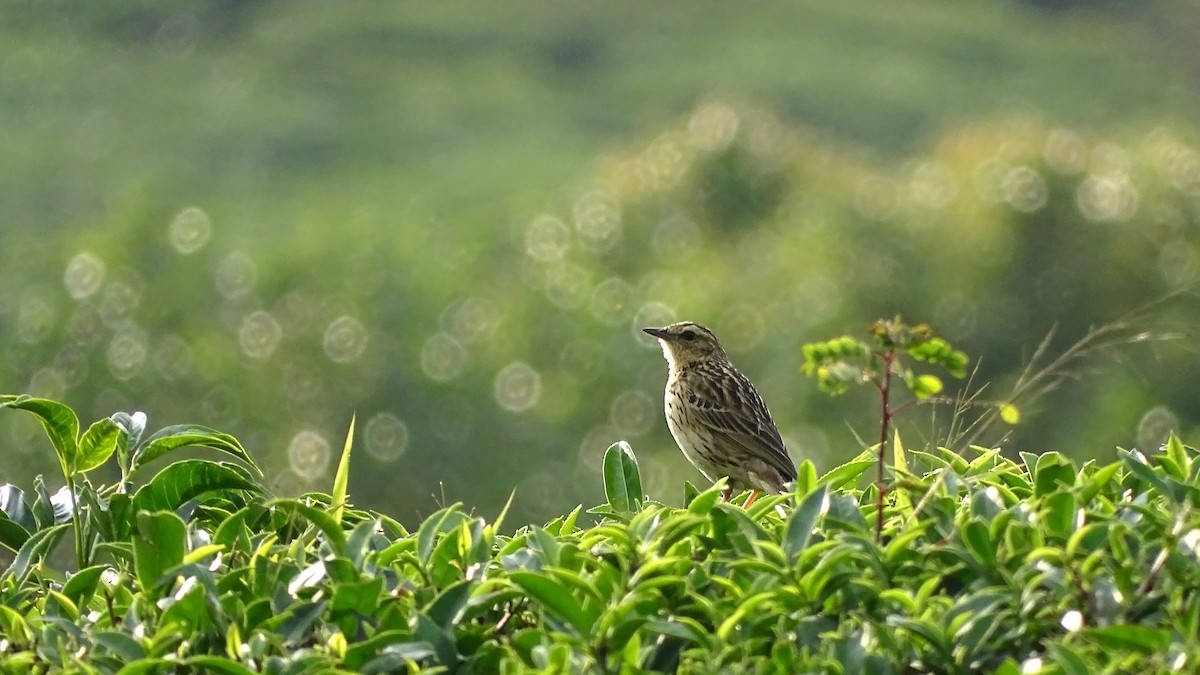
[2, 396, 1198, 672]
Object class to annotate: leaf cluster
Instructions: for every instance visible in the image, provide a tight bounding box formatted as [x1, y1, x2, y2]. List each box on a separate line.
[3, 397, 1200, 673]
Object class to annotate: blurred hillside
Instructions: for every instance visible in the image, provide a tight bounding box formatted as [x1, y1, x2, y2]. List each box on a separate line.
[2, 1, 1199, 525]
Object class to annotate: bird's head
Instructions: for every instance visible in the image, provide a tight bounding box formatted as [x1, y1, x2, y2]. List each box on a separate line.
[642, 321, 727, 370]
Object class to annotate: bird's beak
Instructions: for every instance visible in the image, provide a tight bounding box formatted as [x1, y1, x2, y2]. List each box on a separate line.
[642, 327, 669, 340]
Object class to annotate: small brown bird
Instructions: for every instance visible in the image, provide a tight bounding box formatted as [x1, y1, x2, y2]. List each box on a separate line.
[643, 321, 796, 506]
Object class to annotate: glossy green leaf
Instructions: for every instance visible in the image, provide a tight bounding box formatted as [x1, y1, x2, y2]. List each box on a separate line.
[603, 441, 643, 513]
[268, 499, 347, 554]
[816, 460, 875, 490]
[783, 484, 829, 562]
[132, 460, 261, 514]
[0, 510, 30, 553]
[1, 522, 69, 584]
[76, 417, 125, 474]
[1082, 625, 1172, 653]
[132, 511, 186, 596]
[961, 519, 994, 567]
[1034, 453, 1075, 496]
[0, 605, 33, 646]
[62, 564, 109, 605]
[1119, 448, 1171, 499]
[2, 396, 79, 475]
[182, 657, 255, 675]
[132, 424, 261, 477]
[510, 571, 597, 634]
[330, 415, 355, 526]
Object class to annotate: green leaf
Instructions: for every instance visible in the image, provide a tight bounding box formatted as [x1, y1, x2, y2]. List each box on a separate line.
[132, 460, 261, 514]
[94, 631, 147, 661]
[1119, 449, 1171, 500]
[132, 424, 261, 477]
[132, 511, 187, 597]
[1, 523, 69, 584]
[1043, 492, 1077, 540]
[783, 484, 829, 562]
[425, 579, 472, 628]
[0, 605, 33, 647]
[330, 415, 355, 526]
[795, 459, 818, 497]
[961, 519, 994, 567]
[62, 564, 109, 605]
[416, 505, 467, 566]
[1047, 644, 1093, 675]
[2, 396, 80, 476]
[0, 511, 30, 553]
[1082, 625, 1172, 653]
[1034, 452, 1075, 496]
[603, 441, 643, 513]
[509, 571, 598, 634]
[816, 460, 875, 490]
[331, 576, 386, 617]
[268, 498, 347, 554]
[77, 417, 125, 474]
[910, 374, 943, 400]
[181, 657, 256, 675]
[1163, 433, 1190, 480]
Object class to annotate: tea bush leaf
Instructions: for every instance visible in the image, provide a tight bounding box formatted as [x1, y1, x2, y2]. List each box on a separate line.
[132, 424, 261, 477]
[132, 460, 261, 514]
[76, 417, 125, 474]
[132, 511, 186, 597]
[603, 441, 643, 514]
[2, 396, 79, 474]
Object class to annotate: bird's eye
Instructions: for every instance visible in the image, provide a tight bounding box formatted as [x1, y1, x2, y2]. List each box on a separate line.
[681, 330, 697, 341]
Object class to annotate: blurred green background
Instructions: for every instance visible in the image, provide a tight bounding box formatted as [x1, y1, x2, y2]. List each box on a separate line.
[3, 1, 1199, 526]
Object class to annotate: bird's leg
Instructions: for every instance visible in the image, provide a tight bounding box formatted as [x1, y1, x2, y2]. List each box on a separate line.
[742, 490, 760, 509]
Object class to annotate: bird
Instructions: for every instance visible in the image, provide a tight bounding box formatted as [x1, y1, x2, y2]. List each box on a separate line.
[642, 321, 796, 507]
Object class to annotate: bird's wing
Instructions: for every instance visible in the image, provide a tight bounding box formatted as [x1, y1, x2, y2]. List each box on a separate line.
[686, 368, 797, 482]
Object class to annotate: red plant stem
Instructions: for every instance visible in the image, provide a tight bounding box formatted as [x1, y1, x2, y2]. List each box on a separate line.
[876, 352, 893, 542]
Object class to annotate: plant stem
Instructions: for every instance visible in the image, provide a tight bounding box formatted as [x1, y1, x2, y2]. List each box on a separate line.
[66, 473, 86, 570]
[876, 352, 893, 542]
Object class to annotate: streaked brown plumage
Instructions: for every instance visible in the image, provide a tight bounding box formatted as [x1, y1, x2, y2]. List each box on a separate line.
[643, 321, 796, 504]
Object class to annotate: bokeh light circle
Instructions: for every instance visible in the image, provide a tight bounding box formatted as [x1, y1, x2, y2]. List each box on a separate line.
[1001, 166, 1048, 213]
[169, 206, 213, 254]
[239, 310, 282, 359]
[1136, 406, 1178, 453]
[1043, 129, 1088, 175]
[153, 335, 195, 381]
[632, 302, 676, 348]
[609, 390, 656, 436]
[288, 430, 331, 481]
[420, 333, 466, 382]
[107, 328, 148, 381]
[323, 315, 368, 363]
[651, 214, 702, 261]
[1076, 174, 1138, 222]
[590, 277, 634, 326]
[64, 252, 106, 300]
[216, 251, 258, 300]
[559, 339, 605, 384]
[17, 295, 55, 344]
[524, 215, 571, 262]
[572, 191, 622, 252]
[494, 362, 542, 412]
[98, 271, 144, 326]
[544, 262, 591, 309]
[364, 412, 410, 462]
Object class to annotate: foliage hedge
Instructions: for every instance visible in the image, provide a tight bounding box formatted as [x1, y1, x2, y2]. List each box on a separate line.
[3, 395, 1200, 673]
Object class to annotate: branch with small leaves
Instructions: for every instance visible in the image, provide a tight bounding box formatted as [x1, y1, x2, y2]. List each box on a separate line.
[802, 317, 1008, 541]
